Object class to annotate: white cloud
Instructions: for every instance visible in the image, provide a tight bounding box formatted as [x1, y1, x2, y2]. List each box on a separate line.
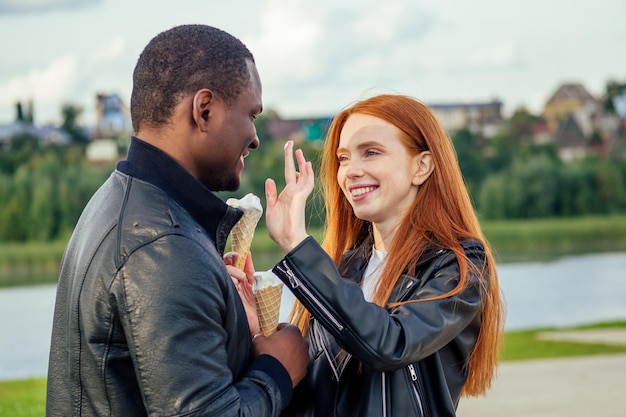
[246, 0, 322, 85]
[90, 36, 126, 65]
[464, 42, 521, 69]
[0, 0, 100, 14]
[1, 0, 625, 124]
[0, 56, 79, 123]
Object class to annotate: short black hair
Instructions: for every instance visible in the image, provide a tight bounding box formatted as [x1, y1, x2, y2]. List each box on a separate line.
[130, 24, 254, 132]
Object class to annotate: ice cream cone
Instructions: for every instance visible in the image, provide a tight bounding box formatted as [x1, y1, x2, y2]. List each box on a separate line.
[255, 283, 284, 336]
[226, 194, 263, 270]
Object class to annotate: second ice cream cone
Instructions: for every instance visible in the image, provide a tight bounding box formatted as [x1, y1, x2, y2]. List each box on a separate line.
[255, 283, 284, 336]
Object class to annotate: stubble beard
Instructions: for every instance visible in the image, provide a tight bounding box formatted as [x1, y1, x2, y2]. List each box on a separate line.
[202, 166, 240, 192]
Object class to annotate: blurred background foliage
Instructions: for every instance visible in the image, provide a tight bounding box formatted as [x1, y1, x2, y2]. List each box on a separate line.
[1, 108, 626, 243]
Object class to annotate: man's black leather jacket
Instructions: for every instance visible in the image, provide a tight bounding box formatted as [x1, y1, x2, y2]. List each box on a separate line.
[46, 157, 292, 416]
[274, 237, 486, 417]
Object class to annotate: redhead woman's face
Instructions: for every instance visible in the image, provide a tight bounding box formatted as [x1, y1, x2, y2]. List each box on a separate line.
[336, 113, 423, 232]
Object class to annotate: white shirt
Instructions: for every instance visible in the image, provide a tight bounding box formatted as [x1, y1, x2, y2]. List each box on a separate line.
[361, 247, 388, 302]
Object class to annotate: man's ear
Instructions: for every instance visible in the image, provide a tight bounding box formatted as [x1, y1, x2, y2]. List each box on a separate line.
[412, 151, 434, 186]
[192, 89, 214, 132]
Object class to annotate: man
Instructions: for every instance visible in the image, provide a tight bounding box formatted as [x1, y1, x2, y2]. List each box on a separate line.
[46, 24, 309, 416]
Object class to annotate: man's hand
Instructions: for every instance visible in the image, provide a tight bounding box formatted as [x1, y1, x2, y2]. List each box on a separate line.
[252, 323, 309, 387]
[224, 252, 260, 336]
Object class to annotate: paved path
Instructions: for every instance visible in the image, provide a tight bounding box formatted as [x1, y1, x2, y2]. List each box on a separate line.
[457, 329, 626, 417]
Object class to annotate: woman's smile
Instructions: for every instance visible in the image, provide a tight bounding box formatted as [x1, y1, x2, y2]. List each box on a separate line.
[350, 185, 378, 199]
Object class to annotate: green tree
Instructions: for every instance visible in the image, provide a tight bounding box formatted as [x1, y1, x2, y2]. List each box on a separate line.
[603, 79, 626, 114]
[60, 103, 88, 143]
[508, 107, 544, 142]
[479, 155, 560, 219]
[0, 144, 113, 242]
[557, 163, 592, 216]
[452, 128, 487, 197]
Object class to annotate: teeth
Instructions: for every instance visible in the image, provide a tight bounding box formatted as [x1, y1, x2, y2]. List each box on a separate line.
[351, 186, 376, 197]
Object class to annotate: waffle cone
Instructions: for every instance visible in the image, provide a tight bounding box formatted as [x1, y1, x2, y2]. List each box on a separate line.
[255, 284, 283, 336]
[230, 212, 261, 270]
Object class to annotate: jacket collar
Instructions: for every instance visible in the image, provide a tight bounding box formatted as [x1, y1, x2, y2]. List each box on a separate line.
[340, 238, 483, 303]
[117, 137, 242, 250]
[339, 237, 450, 301]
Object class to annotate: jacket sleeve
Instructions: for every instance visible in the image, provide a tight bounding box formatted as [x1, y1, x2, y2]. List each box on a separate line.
[114, 234, 291, 416]
[273, 237, 485, 371]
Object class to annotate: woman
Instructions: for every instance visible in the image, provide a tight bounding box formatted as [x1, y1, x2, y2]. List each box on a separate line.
[262, 94, 505, 416]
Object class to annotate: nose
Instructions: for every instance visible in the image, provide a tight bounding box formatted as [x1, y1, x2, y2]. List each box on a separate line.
[341, 158, 363, 178]
[249, 134, 260, 150]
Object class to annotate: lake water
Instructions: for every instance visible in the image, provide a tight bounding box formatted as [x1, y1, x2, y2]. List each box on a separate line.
[1, 252, 625, 381]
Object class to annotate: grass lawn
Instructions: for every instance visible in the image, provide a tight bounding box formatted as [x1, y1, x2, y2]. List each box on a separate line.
[0, 378, 46, 417]
[3, 214, 626, 287]
[2, 321, 625, 416]
[502, 320, 626, 361]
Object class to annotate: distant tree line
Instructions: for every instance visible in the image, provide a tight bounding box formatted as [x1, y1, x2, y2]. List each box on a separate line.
[0, 134, 112, 241]
[453, 125, 626, 219]
[1, 109, 626, 242]
[232, 111, 626, 227]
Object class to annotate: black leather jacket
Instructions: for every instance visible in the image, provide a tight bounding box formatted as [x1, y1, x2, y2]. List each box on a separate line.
[273, 237, 485, 417]
[46, 138, 292, 416]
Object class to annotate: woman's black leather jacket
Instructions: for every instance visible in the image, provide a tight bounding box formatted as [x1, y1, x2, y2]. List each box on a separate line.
[273, 237, 486, 417]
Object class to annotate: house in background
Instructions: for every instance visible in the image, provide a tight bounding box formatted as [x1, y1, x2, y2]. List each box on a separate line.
[429, 99, 504, 138]
[543, 83, 599, 133]
[86, 93, 131, 164]
[266, 117, 333, 143]
[553, 113, 594, 161]
[94, 93, 131, 139]
[541, 82, 626, 160]
[0, 101, 70, 149]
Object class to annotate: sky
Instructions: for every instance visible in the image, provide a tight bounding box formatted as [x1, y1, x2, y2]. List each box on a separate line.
[0, 0, 625, 127]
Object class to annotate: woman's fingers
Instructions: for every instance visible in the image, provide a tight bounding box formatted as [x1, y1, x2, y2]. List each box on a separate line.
[265, 178, 277, 208]
[284, 141, 313, 189]
[294, 148, 314, 191]
[295, 148, 305, 173]
[284, 140, 296, 184]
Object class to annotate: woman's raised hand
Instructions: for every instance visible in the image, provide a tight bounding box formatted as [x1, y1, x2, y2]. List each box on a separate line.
[265, 141, 315, 253]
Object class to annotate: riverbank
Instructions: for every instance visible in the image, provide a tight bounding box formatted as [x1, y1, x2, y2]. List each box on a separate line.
[2, 214, 626, 288]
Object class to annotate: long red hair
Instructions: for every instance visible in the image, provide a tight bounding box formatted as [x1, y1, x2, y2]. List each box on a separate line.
[290, 94, 505, 395]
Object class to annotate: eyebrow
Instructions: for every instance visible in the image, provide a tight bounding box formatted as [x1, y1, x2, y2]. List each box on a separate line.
[336, 140, 385, 154]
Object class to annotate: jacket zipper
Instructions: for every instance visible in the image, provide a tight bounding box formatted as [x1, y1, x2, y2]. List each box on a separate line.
[312, 320, 341, 381]
[274, 260, 344, 332]
[407, 363, 425, 417]
[381, 371, 387, 417]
